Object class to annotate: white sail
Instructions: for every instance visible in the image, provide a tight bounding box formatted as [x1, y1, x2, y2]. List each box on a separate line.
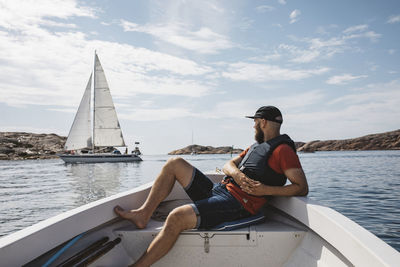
[64, 74, 93, 150]
[93, 54, 126, 147]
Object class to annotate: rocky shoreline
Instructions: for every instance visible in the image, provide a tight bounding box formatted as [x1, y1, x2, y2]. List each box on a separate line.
[297, 129, 400, 152]
[169, 129, 400, 155]
[1, 129, 399, 160]
[0, 132, 66, 160]
[168, 145, 244, 155]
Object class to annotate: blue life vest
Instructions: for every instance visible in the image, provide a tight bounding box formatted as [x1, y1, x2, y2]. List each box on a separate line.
[238, 134, 296, 186]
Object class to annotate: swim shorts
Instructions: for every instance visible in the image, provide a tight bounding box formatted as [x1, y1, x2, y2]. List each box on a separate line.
[184, 168, 251, 229]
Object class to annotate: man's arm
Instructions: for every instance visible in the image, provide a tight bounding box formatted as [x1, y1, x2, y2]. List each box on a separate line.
[223, 154, 309, 197]
[240, 167, 308, 196]
[222, 156, 247, 187]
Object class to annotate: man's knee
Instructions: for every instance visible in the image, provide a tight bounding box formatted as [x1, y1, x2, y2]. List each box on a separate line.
[165, 205, 197, 232]
[164, 157, 193, 184]
[165, 157, 186, 169]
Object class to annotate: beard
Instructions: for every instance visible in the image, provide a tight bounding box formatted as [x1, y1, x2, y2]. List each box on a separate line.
[255, 124, 264, 143]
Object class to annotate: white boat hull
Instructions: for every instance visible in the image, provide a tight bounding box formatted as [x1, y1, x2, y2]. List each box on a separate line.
[0, 174, 399, 266]
[58, 153, 142, 163]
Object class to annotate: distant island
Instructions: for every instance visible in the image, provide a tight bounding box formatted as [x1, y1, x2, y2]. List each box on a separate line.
[168, 129, 400, 155]
[296, 129, 400, 152]
[0, 129, 399, 160]
[0, 132, 66, 160]
[168, 145, 243, 155]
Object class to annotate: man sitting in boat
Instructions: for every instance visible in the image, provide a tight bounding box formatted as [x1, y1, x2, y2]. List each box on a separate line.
[114, 106, 309, 267]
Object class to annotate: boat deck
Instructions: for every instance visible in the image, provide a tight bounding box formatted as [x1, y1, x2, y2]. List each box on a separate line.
[27, 198, 352, 267]
[38, 198, 350, 267]
[114, 216, 307, 266]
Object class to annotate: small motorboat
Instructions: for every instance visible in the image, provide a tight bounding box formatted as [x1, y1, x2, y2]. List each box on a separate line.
[0, 174, 399, 266]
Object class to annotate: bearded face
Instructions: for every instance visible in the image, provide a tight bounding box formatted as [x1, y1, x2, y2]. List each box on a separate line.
[255, 122, 264, 143]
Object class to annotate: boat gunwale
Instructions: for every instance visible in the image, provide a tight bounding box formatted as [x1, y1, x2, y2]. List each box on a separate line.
[269, 196, 400, 267]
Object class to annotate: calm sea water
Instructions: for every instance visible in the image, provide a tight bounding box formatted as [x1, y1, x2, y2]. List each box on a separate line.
[0, 151, 399, 251]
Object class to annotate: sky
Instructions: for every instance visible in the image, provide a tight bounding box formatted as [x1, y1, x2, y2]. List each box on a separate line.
[0, 0, 399, 154]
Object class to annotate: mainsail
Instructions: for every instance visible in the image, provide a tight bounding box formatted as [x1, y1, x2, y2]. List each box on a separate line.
[64, 52, 126, 151]
[64, 74, 92, 150]
[93, 54, 126, 147]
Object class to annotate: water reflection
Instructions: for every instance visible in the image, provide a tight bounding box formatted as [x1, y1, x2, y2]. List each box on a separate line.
[67, 162, 133, 206]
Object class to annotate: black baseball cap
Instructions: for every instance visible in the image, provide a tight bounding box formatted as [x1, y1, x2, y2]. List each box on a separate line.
[246, 106, 283, 124]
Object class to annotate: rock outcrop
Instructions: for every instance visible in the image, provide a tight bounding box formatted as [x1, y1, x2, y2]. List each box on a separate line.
[168, 145, 243, 155]
[169, 130, 400, 155]
[297, 129, 400, 152]
[1, 129, 399, 160]
[0, 132, 66, 160]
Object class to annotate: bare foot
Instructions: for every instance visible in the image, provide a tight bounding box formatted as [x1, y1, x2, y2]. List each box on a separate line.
[114, 205, 149, 229]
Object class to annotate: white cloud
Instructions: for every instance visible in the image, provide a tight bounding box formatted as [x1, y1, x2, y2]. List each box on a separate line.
[309, 37, 345, 50]
[269, 90, 326, 111]
[278, 0, 287, 5]
[0, 30, 215, 107]
[331, 80, 400, 103]
[279, 41, 343, 63]
[197, 90, 325, 121]
[0, 2, 217, 109]
[112, 74, 214, 97]
[326, 74, 368, 85]
[277, 23, 381, 64]
[250, 52, 282, 62]
[290, 9, 301, 24]
[199, 100, 255, 119]
[256, 5, 275, 13]
[387, 15, 400, 24]
[0, 0, 96, 31]
[279, 44, 321, 63]
[91, 41, 213, 76]
[118, 0, 240, 55]
[344, 31, 381, 42]
[343, 24, 368, 34]
[119, 107, 194, 121]
[285, 80, 400, 141]
[222, 62, 329, 82]
[121, 20, 234, 54]
[342, 24, 381, 42]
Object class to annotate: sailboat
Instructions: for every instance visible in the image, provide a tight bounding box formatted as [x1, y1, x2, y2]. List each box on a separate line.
[58, 52, 142, 163]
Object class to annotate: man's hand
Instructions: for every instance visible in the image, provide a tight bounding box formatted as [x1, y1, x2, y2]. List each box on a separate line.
[240, 176, 268, 196]
[238, 168, 308, 197]
[223, 156, 269, 196]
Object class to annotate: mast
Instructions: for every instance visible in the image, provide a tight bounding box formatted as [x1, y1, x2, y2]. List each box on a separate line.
[92, 50, 96, 151]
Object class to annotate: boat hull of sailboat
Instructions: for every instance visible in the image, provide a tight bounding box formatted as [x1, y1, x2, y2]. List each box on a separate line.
[58, 154, 142, 163]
